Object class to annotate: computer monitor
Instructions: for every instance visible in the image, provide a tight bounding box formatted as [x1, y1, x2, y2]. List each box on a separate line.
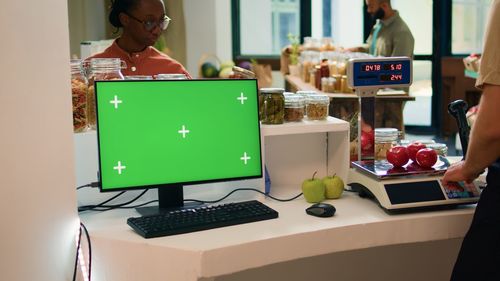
[94, 79, 262, 216]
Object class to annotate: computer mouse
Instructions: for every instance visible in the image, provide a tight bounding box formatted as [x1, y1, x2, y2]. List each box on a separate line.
[306, 203, 336, 217]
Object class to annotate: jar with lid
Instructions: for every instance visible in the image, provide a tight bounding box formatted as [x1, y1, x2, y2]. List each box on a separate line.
[87, 58, 125, 129]
[320, 37, 335, 51]
[155, 73, 187, 80]
[284, 94, 305, 122]
[260, 88, 285, 124]
[296, 90, 316, 101]
[374, 128, 399, 160]
[70, 59, 88, 133]
[427, 143, 448, 157]
[306, 94, 329, 120]
[125, 75, 153, 80]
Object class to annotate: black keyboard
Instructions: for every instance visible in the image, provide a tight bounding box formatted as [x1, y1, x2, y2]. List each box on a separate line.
[127, 200, 279, 238]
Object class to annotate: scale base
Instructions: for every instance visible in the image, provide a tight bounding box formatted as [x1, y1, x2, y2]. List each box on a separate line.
[348, 168, 480, 214]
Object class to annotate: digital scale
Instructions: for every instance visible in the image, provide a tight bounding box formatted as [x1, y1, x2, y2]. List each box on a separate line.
[346, 57, 480, 213]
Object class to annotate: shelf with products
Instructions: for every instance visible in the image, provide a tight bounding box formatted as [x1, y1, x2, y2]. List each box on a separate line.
[285, 75, 415, 136]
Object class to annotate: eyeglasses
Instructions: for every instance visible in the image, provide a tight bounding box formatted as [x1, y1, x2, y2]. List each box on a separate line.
[125, 13, 171, 31]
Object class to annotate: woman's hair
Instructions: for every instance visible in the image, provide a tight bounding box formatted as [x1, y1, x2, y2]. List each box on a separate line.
[109, 0, 140, 28]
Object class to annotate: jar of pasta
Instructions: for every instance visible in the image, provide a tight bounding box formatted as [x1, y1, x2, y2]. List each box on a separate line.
[87, 58, 125, 130]
[70, 59, 88, 133]
[306, 94, 329, 120]
[374, 128, 399, 160]
[260, 88, 285, 124]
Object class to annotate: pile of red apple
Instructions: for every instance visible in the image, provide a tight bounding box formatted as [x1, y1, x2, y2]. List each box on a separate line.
[386, 142, 438, 168]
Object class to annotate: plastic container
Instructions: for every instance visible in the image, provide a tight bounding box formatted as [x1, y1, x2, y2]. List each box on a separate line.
[374, 128, 399, 160]
[87, 58, 125, 129]
[260, 88, 285, 124]
[70, 59, 88, 133]
[284, 94, 305, 122]
[155, 73, 187, 80]
[306, 94, 329, 120]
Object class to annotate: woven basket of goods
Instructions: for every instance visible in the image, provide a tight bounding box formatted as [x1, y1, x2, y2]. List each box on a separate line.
[198, 53, 221, 78]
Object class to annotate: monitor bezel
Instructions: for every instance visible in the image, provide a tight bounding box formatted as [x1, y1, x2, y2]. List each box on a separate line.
[94, 78, 263, 195]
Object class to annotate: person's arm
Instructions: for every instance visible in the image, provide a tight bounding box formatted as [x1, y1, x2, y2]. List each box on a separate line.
[442, 84, 500, 184]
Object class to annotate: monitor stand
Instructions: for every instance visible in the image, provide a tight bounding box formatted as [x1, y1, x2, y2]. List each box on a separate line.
[135, 184, 203, 216]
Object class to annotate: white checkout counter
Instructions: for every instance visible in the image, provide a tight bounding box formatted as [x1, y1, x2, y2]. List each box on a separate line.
[76, 115, 477, 281]
[79, 192, 475, 281]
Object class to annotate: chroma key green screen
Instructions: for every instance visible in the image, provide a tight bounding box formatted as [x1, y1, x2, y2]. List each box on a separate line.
[94, 79, 262, 191]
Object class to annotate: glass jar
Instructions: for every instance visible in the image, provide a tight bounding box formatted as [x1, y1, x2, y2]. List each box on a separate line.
[125, 75, 153, 80]
[320, 37, 335, 51]
[308, 67, 317, 87]
[284, 94, 305, 122]
[87, 58, 125, 129]
[306, 94, 329, 120]
[70, 59, 88, 133]
[374, 128, 399, 160]
[155, 73, 188, 80]
[427, 143, 448, 157]
[260, 88, 285, 124]
[332, 74, 342, 92]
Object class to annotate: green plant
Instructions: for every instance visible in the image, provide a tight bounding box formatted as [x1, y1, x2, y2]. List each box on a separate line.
[287, 33, 300, 65]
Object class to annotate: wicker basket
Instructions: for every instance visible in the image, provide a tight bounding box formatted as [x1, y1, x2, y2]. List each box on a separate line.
[197, 53, 221, 78]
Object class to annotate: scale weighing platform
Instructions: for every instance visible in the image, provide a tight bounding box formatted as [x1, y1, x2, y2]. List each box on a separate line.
[346, 57, 480, 213]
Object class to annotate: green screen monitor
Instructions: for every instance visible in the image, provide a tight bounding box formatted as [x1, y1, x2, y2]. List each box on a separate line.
[94, 79, 262, 215]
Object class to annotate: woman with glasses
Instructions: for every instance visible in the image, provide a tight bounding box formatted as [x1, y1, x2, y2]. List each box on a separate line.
[87, 0, 191, 78]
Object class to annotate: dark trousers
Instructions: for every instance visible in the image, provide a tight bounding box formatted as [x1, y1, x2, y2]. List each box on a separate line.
[450, 185, 500, 281]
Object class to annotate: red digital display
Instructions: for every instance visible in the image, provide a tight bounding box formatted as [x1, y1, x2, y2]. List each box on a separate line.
[380, 74, 403, 82]
[362, 63, 403, 72]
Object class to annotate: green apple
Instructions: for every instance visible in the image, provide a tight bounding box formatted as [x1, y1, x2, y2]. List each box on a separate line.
[301, 171, 326, 203]
[323, 173, 344, 199]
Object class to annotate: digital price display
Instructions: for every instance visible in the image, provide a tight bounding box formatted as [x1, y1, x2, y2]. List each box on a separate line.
[347, 57, 412, 88]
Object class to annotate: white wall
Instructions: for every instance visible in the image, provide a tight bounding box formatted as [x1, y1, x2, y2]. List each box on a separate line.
[0, 1, 79, 280]
[184, 0, 233, 77]
[332, 0, 364, 48]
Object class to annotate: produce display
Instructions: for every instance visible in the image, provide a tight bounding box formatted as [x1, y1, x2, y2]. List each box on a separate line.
[385, 141, 438, 169]
[302, 171, 345, 203]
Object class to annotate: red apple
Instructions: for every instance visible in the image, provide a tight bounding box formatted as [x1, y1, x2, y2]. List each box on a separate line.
[386, 146, 410, 167]
[360, 130, 374, 152]
[407, 142, 426, 162]
[416, 148, 438, 168]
